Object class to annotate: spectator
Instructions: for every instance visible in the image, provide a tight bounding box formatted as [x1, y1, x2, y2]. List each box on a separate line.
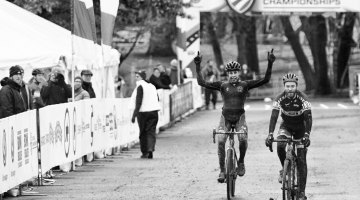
[201, 60, 220, 110]
[0, 65, 28, 118]
[28, 68, 47, 108]
[240, 64, 254, 81]
[74, 77, 90, 101]
[131, 70, 160, 159]
[17, 66, 33, 111]
[81, 69, 96, 98]
[0, 66, 29, 196]
[149, 68, 171, 89]
[169, 59, 183, 85]
[219, 64, 227, 81]
[156, 64, 171, 87]
[73, 76, 90, 167]
[40, 70, 72, 105]
[81, 69, 96, 162]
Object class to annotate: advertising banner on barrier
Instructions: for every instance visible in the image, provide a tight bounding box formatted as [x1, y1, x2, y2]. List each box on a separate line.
[170, 82, 193, 121]
[185, 78, 203, 110]
[0, 111, 38, 194]
[157, 89, 171, 129]
[39, 99, 139, 172]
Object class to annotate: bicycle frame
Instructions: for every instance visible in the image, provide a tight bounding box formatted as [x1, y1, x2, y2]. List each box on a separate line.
[271, 137, 303, 200]
[213, 126, 246, 200]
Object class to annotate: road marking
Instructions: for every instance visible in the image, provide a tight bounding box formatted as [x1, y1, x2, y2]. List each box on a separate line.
[319, 104, 329, 109]
[337, 103, 348, 109]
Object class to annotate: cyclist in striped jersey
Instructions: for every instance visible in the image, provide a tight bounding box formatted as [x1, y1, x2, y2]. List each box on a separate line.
[265, 73, 312, 200]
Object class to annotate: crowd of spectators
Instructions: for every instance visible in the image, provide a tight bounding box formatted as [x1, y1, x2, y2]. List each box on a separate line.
[0, 65, 97, 197]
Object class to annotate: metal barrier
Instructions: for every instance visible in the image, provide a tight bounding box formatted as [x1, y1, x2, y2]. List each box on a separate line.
[169, 82, 194, 121]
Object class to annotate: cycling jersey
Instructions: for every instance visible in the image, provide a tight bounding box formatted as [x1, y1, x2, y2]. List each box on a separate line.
[196, 62, 273, 123]
[269, 90, 312, 134]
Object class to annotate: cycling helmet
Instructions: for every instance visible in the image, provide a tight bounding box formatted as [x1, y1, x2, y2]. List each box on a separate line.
[282, 73, 298, 85]
[225, 61, 242, 72]
[32, 69, 44, 76]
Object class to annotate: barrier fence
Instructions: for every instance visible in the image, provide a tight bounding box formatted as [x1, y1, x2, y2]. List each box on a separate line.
[0, 79, 203, 194]
[169, 81, 194, 121]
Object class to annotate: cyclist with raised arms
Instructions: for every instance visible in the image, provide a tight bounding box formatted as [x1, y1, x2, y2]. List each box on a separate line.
[265, 73, 312, 200]
[194, 50, 276, 182]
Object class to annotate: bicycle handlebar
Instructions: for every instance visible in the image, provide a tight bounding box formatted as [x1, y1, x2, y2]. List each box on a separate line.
[212, 128, 246, 143]
[268, 138, 303, 152]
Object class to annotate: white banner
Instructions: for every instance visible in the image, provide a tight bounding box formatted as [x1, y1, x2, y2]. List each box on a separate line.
[39, 99, 139, 172]
[157, 89, 171, 130]
[185, 78, 204, 109]
[190, 0, 360, 13]
[0, 111, 38, 194]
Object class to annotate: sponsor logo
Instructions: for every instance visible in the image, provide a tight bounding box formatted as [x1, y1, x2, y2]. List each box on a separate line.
[237, 86, 244, 92]
[226, 0, 255, 14]
[64, 108, 70, 158]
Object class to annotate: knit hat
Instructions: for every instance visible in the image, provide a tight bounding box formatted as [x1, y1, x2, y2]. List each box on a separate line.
[32, 68, 44, 76]
[9, 65, 23, 77]
[135, 70, 146, 80]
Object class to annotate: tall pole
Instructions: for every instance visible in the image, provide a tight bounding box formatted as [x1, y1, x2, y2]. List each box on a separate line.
[70, 0, 75, 102]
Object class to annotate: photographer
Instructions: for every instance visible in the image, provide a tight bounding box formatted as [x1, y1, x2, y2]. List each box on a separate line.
[40, 71, 72, 105]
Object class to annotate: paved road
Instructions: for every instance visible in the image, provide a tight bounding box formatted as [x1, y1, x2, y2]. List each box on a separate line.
[15, 99, 360, 200]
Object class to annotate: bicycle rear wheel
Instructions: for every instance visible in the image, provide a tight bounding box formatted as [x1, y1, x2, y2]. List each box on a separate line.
[282, 160, 292, 200]
[226, 149, 235, 200]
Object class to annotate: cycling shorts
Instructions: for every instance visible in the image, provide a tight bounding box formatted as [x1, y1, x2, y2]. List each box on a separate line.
[277, 122, 305, 140]
[218, 113, 248, 135]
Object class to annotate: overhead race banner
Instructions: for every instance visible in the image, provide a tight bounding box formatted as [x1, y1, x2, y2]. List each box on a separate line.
[0, 111, 38, 194]
[39, 99, 139, 173]
[189, 0, 360, 13]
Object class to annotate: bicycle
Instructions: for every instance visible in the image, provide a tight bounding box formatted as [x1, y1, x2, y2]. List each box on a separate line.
[268, 136, 305, 200]
[213, 124, 247, 200]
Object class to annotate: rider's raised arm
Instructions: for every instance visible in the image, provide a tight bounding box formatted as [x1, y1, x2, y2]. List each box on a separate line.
[194, 54, 222, 90]
[247, 49, 275, 90]
[269, 99, 280, 134]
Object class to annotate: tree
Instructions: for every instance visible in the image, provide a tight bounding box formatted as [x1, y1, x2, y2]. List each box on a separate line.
[280, 16, 316, 92]
[300, 15, 332, 95]
[332, 13, 357, 88]
[230, 14, 259, 74]
[202, 12, 224, 68]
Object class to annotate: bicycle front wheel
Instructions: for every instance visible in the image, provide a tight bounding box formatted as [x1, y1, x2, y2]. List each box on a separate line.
[226, 149, 235, 200]
[282, 160, 292, 200]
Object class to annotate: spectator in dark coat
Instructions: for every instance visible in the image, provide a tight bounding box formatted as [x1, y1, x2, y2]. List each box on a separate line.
[81, 69, 96, 98]
[0, 66, 27, 118]
[156, 64, 171, 87]
[169, 59, 184, 85]
[148, 68, 171, 89]
[40, 72, 72, 105]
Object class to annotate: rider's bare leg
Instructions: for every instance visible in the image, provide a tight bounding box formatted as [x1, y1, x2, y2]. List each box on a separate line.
[238, 140, 247, 164]
[276, 135, 287, 167]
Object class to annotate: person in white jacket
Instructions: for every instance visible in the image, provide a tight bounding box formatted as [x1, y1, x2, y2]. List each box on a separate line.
[131, 70, 160, 159]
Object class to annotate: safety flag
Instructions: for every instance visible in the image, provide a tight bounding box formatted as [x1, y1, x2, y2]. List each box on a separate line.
[71, 0, 97, 68]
